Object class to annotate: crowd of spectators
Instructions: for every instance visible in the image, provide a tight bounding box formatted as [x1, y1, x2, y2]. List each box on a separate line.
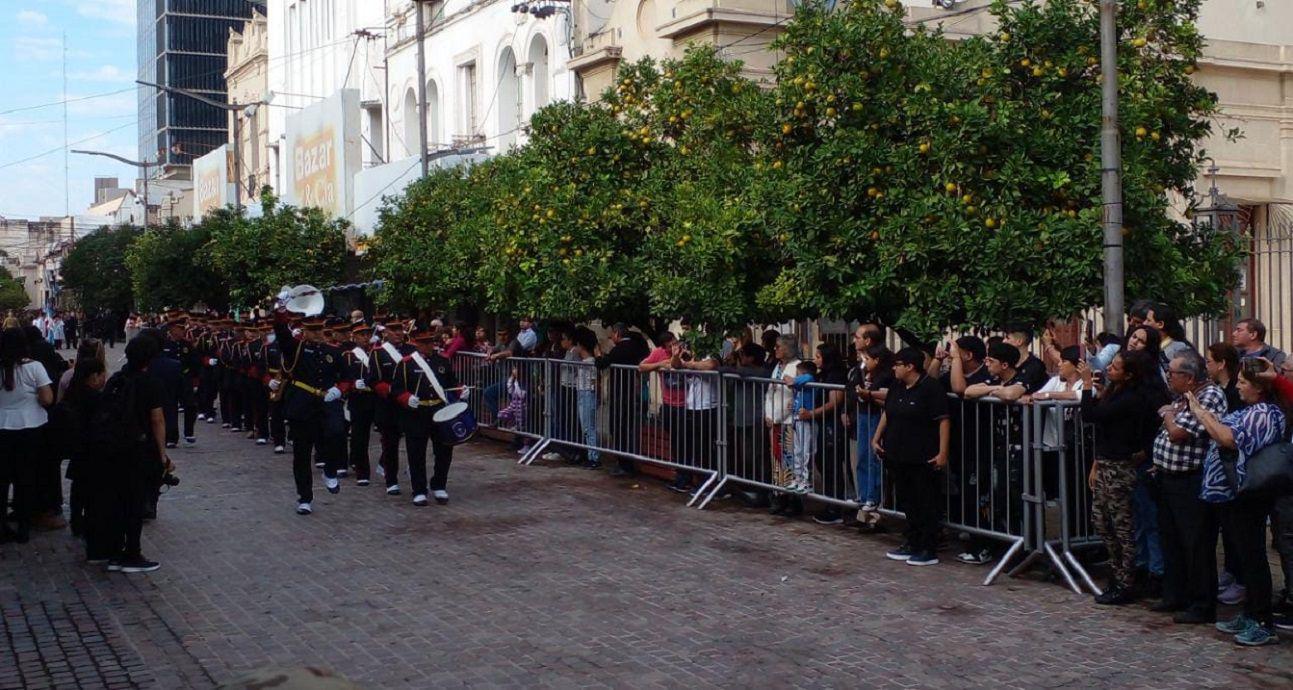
[446, 301, 1293, 647]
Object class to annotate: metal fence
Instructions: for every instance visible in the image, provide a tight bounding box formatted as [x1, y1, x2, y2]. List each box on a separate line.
[453, 351, 1110, 591]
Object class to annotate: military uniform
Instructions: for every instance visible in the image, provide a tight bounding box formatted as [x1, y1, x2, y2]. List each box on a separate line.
[338, 323, 377, 485]
[318, 319, 349, 475]
[240, 329, 270, 443]
[366, 323, 415, 494]
[217, 325, 244, 430]
[161, 317, 199, 445]
[388, 329, 459, 504]
[193, 322, 221, 422]
[262, 331, 288, 452]
[273, 313, 343, 513]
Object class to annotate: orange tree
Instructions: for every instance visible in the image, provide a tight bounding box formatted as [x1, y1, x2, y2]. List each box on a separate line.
[125, 219, 229, 312]
[606, 47, 776, 348]
[368, 162, 500, 314]
[205, 191, 349, 310]
[756, 0, 1240, 337]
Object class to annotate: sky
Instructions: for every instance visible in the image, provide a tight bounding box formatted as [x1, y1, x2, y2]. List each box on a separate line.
[0, 1, 140, 220]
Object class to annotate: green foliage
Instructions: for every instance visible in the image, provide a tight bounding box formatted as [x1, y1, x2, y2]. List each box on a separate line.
[0, 273, 27, 311]
[60, 225, 141, 315]
[756, 0, 1239, 336]
[125, 220, 228, 313]
[367, 2, 1238, 338]
[205, 192, 349, 310]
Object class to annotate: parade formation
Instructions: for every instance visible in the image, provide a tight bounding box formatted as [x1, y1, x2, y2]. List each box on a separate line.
[155, 291, 470, 517]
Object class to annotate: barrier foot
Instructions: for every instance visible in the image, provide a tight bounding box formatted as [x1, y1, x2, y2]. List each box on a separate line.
[695, 476, 729, 510]
[1065, 549, 1102, 596]
[983, 538, 1025, 586]
[520, 438, 550, 466]
[1006, 550, 1044, 579]
[1044, 541, 1081, 595]
[686, 472, 719, 509]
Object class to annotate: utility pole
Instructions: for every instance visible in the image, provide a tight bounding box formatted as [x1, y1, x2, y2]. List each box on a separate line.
[414, 0, 430, 176]
[62, 32, 70, 225]
[1099, 0, 1125, 336]
[232, 104, 243, 208]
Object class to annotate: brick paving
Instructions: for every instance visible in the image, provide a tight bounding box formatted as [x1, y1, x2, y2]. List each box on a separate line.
[2, 421, 1293, 688]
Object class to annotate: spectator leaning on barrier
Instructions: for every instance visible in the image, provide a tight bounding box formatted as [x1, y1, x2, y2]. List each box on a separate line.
[719, 343, 771, 504]
[873, 347, 949, 567]
[1191, 358, 1288, 646]
[639, 332, 689, 492]
[1079, 349, 1167, 605]
[938, 336, 990, 395]
[1151, 352, 1228, 625]
[787, 360, 818, 496]
[595, 323, 650, 472]
[964, 342, 1032, 403]
[1004, 327, 1049, 393]
[1085, 331, 1123, 373]
[1250, 359, 1293, 630]
[673, 338, 721, 493]
[847, 344, 894, 533]
[1232, 318, 1288, 369]
[805, 343, 849, 525]
[1207, 342, 1243, 413]
[570, 327, 601, 470]
[764, 335, 802, 517]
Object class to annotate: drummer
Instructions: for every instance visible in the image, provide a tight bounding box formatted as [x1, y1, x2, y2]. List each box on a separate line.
[390, 327, 460, 506]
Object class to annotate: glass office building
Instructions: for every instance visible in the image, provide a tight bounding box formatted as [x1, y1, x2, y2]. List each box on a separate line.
[137, 1, 256, 174]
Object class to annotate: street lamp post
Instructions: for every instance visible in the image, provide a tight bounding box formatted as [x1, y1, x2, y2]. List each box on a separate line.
[71, 149, 154, 225]
[136, 80, 257, 209]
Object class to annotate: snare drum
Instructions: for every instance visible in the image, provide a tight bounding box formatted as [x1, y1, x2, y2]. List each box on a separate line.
[432, 401, 477, 446]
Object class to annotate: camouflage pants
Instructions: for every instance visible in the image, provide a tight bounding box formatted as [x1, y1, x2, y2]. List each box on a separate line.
[1092, 459, 1138, 586]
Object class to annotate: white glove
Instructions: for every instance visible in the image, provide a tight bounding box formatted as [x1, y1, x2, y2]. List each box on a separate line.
[457, 387, 470, 401]
[208, 358, 218, 366]
[370, 335, 380, 344]
[266, 333, 276, 344]
[354, 378, 368, 391]
[268, 379, 281, 391]
[406, 395, 420, 409]
[324, 386, 342, 403]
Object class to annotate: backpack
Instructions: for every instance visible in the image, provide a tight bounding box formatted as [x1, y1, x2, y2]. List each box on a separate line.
[88, 373, 145, 461]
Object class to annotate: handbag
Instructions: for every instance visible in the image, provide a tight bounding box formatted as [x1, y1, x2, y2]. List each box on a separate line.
[1229, 442, 1293, 497]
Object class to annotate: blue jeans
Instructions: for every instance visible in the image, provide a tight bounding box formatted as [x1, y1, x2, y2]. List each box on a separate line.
[577, 389, 598, 462]
[1134, 463, 1164, 576]
[855, 412, 882, 505]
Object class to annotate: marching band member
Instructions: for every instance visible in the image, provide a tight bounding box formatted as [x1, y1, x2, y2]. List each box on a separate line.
[339, 322, 378, 486]
[390, 327, 460, 506]
[161, 314, 199, 446]
[273, 310, 343, 515]
[367, 320, 415, 496]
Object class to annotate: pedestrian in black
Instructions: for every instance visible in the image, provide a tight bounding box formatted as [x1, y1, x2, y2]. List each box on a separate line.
[22, 325, 67, 530]
[273, 311, 343, 514]
[594, 323, 650, 471]
[161, 316, 199, 445]
[872, 347, 950, 567]
[102, 336, 168, 573]
[61, 357, 110, 561]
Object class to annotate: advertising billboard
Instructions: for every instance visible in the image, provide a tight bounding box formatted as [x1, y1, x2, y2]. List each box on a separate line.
[283, 89, 361, 218]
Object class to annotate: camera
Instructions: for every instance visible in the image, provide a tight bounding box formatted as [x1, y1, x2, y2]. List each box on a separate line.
[160, 472, 180, 488]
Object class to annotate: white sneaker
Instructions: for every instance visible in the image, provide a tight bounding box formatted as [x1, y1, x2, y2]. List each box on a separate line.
[433, 489, 449, 505]
[412, 494, 429, 506]
[386, 485, 401, 496]
[274, 445, 285, 454]
[296, 502, 312, 515]
[256, 438, 267, 445]
[325, 477, 340, 494]
[197, 414, 206, 421]
[518, 446, 532, 455]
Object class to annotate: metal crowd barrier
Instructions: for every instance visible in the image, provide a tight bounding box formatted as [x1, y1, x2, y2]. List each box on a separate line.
[453, 349, 1104, 590]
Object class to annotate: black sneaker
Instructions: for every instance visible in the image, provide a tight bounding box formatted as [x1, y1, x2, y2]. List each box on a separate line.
[165, 442, 177, 449]
[583, 460, 602, 470]
[885, 544, 914, 561]
[906, 551, 939, 567]
[105, 559, 123, 572]
[1274, 613, 1293, 632]
[119, 557, 161, 573]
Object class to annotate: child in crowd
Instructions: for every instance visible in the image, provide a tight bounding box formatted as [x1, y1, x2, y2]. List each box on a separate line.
[785, 361, 818, 494]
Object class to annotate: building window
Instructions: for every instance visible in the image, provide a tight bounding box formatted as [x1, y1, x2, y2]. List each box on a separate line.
[459, 62, 478, 140]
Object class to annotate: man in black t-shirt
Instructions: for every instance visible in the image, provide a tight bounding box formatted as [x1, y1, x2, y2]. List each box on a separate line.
[935, 336, 992, 395]
[1005, 327, 1049, 393]
[872, 347, 950, 566]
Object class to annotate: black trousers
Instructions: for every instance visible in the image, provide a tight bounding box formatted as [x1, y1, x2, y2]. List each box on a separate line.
[106, 458, 151, 560]
[269, 399, 286, 446]
[243, 378, 268, 440]
[198, 366, 219, 418]
[1155, 470, 1217, 616]
[0, 428, 40, 536]
[348, 396, 376, 481]
[321, 400, 347, 477]
[290, 417, 322, 503]
[180, 377, 197, 438]
[404, 433, 454, 495]
[892, 462, 942, 554]
[1221, 493, 1276, 626]
[379, 424, 402, 487]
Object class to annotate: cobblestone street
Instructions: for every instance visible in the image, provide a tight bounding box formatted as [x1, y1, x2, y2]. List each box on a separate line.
[3, 424, 1293, 689]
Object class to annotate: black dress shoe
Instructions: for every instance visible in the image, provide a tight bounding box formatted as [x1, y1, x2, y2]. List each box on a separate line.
[1095, 583, 1136, 606]
[1149, 599, 1185, 613]
[1172, 609, 1215, 625]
